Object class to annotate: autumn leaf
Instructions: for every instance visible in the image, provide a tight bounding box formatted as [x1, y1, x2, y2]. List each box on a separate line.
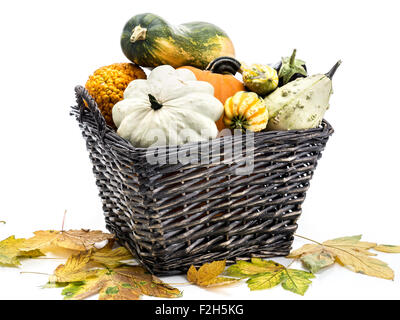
[373, 244, 400, 253]
[280, 269, 315, 295]
[247, 269, 315, 296]
[246, 270, 284, 291]
[116, 266, 181, 298]
[61, 266, 181, 300]
[289, 235, 395, 280]
[49, 245, 136, 283]
[226, 258, 283, 277]
[91, 245, 134, 268]
[0, 236, 44, 267]
[300, 251, 335, 273]
[187, 260, 240, 287]
[62, 270, 143, 300]
[227, 258, 314, 295]
[20, 229, 114, 252]
[48, 248, 180, 300]
[49, 250, 102, 283]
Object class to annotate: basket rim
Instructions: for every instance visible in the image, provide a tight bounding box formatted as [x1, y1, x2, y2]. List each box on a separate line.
[71, 104, 334, 155]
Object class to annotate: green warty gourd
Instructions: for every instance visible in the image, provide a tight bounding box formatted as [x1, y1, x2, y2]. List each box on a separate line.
[265, 61, 341, 131]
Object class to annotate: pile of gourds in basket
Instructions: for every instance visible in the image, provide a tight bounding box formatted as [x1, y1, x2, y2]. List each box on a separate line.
[84, 13, 341, 148]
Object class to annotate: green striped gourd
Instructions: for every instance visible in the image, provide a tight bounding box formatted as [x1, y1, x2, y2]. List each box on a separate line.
[120, 13, 235, 69]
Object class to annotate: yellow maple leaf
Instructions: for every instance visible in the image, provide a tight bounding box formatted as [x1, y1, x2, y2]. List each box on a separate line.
[91, 246, 134, 268]
[49, 245, 136, 283]
[20, 229, 114, 252]
[187, 260, 240, 287]
[289, 235, 394, 280]
[373, 244, 400, 253]
[0, 236, 44, 267]
[49, 250, 102, 283]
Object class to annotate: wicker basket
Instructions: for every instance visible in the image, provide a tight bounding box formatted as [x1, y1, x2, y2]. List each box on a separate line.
[72, 85, 334, 276]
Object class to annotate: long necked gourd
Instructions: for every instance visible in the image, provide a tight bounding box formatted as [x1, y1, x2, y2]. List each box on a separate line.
[266, 61, 341, 131]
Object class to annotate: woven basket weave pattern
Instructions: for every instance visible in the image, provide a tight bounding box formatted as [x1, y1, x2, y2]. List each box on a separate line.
[72, 86, 334, 275]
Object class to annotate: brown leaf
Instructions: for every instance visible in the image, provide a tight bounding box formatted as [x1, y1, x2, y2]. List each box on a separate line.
[20, 229, 114, 252]
[61, 265, 181, 300]
[114, 266, 181, 298]
[99, 279, 140, 300]
[187, 260, 240, 287]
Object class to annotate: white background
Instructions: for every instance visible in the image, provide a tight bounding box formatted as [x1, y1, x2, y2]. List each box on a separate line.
[0, 0, 399, 300]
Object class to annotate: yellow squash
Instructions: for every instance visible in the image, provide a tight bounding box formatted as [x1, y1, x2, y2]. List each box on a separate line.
[223, 91, 269, 132]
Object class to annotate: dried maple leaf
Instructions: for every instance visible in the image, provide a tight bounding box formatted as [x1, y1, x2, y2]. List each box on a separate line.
[49, 249, 180, 300]
[289, 235, 395, 280]
[0, 236, 44, 267]
[373, 244, 400, 253]
[49, 245, 135, 283]
[20, 229, 114, 252]
[187, 260, 240, 287]
[300, 251, 335, 273]
[49, 250, 101, 283]
[91, 245, 134, 268]
[61, 266, 181, 300]
[227, 258, 314, 295]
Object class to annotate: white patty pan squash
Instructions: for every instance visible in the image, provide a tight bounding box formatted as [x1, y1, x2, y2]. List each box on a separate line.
[112, 65, 224, 148]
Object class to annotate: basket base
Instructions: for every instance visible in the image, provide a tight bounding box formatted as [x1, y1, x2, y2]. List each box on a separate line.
[107, 220, 296, 276]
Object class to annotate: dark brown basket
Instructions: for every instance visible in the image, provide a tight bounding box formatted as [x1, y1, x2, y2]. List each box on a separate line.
[72, 85, 334, 276]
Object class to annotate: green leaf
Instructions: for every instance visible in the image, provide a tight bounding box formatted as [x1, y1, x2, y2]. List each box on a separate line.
[226, 258, 315, 295]
[246, 271, 284, 291]
[281, 269, 314, 296]
[226, 259, 284, 278]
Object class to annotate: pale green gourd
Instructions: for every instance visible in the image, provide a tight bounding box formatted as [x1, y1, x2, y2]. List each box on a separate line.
[265, 61, 341, 131]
